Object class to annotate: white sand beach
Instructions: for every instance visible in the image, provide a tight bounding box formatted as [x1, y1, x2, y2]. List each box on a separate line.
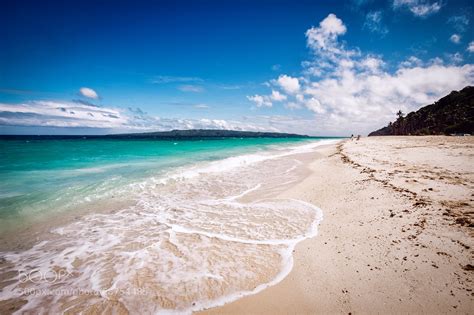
[203, 136, 474, 314]
[1, 136, 473, 314]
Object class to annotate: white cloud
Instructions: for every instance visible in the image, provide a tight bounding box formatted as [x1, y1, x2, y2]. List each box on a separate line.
[79, 87, 99, 99]
[302, 14, 358, 78]
[241, 114, 317, 135]
[193, 104, 209, 109]
[393, 0, 442, 17]
[0, 100, 125, 129]
[468, 41, 474, 53]
[450, 34, 461, 44]
[305, 13, 346, 53]
[399, 56, 423, 68]
[276, 75, 300, 94]
[247, 90, 288, 108]
[0, 100, 285, 133]
[361, 56, 385, 73]
[178, 85, 204, 92]
[270, 90, 287, 101]
[305, 64, 472, 120]
[305, 97, 326, 114]
[188, 118, 272, 132]
[249, 13, 474, 135]
[363, 11, 389, 36]
[247, 95, 272, 108]
[447, 53, 463, 64]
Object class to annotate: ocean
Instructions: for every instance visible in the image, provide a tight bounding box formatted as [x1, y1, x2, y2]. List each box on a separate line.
[0, 137, 339, 313]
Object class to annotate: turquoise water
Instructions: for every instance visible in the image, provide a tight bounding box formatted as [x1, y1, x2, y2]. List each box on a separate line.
[0, 138, 320, 227]
[0, 137, 341, 312]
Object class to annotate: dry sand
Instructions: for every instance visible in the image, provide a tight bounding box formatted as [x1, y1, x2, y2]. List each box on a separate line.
[202, 136, 474, 314]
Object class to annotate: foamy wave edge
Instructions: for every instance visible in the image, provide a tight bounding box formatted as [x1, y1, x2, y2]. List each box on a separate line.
[2, 139, 339, 314]
[181, 199, 324, 315]
[132, 140, 336, 314]
[152, 139, 340, 184]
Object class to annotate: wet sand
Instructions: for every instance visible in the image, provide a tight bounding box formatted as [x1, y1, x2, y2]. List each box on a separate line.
[202, 136, 474, 314]
[0, 141, 331, 314]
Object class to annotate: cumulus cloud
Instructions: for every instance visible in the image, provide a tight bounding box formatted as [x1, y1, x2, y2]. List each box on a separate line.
[447, 53, 463, 64]
[393, 0, 442, 18]
[450, 34, 461, 44]
[363, 11, 389, 36]
[361, 56, 385, 73]
[247, 95, 272, 108]
[305, 64, 472, 126]
[302, 14, 358, 78]
[247, 90, 289, 108]
[248, 13, 474, 135]
[270, 90, 287, 101]
[399, 56, 423, 68]
[304, 97, 326, 114]
[468, 41, 474, 53]
[79, 87, 99, 99]
[276, 75, 300, 94]
[305, 13, 347, 53]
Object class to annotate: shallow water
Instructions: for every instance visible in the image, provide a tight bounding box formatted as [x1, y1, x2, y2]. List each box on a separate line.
[0, 138, 338, 314]
[0, 138, 321, 230]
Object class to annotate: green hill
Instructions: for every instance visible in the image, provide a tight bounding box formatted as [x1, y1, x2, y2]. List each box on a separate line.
[369, 86, 474, 136]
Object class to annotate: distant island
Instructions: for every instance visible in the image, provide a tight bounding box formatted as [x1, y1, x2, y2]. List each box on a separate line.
[106, 129, 311, 139]
[0, 129, 311, 140]
[369, 86, 474, 136]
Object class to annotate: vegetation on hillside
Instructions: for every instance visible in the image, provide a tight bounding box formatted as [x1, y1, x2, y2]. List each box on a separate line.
[369, 86, 474, 136]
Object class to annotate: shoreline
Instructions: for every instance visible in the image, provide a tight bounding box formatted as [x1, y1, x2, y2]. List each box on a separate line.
[0, 138, 328, 252]
[202, 136, 473, 314]
[1, 136, 472, 313]
[0, 139, 334, 314]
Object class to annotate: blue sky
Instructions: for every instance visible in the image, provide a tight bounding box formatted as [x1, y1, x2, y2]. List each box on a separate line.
[1, 0, 473, 136]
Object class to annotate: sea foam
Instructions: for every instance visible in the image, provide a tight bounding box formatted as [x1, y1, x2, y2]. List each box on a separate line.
[0, 140, 336, 314]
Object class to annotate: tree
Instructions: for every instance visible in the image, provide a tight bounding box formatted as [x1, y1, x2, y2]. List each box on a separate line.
[396, 110, 404, 120]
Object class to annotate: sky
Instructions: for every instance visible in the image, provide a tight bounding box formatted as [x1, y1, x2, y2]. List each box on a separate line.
[1, 0, 473, 136]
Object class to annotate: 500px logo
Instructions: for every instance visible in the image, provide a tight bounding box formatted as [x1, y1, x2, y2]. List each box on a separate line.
[18, 269, 72, 284]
